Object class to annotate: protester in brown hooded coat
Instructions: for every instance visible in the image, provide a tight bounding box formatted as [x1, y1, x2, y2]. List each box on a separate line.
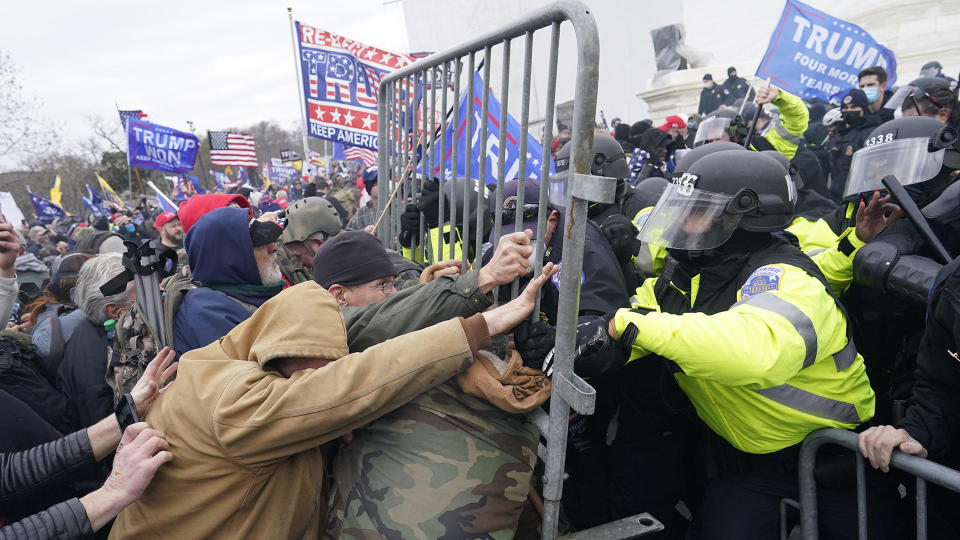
[109, 268, 553, 539]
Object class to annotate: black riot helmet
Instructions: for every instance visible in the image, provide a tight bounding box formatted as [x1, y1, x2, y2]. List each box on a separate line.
[631, 176, 670, 209]
[639, 151, 795, 251]
[554, 134, 629, 218]
[674, 141, 745, 172]
[693, 108, 749, 146]
[844, 116, 959, 199]
[555, 134, 629, 180]
[759, 150, 804, 192]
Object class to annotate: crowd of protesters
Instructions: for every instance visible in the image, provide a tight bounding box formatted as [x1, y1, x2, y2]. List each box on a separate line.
[2, 56, 960, 540]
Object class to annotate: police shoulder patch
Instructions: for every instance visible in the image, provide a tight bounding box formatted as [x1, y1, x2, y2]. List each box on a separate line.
[740, 264, 784, 299]
[480, 241, 493, 257]
[633, 209, 651, 231]
[551, 260, 586, 291]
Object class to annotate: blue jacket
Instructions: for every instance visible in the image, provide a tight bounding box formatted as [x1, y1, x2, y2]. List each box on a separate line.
[173, 207, 276, 355]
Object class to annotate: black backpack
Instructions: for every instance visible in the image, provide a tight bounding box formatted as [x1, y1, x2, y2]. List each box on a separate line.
[0, 332, 77, 434]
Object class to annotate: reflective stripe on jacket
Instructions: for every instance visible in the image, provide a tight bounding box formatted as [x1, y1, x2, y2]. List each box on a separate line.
[615, 236, 874, 453]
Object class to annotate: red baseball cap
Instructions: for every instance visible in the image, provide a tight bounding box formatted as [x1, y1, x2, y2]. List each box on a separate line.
[177, 193, 253, 234]
[657, 115, 687, 131]
[154, 212, 178, 231]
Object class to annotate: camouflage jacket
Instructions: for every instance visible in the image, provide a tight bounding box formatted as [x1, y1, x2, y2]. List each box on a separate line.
[277, 243, 311, 285]
[106, 303, 160, 407]
[325, 269, 537, 539]
[323, 379, 539, 539]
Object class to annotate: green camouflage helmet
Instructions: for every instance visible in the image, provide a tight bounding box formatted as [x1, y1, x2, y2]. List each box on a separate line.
[281, 196, 341, 244]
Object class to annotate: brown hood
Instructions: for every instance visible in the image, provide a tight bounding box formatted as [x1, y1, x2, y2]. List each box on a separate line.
[185, 281, 349, 367]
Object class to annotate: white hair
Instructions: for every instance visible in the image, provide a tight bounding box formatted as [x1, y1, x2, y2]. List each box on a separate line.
[74, 253, 133, 324]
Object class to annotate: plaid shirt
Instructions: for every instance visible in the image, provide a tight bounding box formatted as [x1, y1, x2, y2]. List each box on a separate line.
[345, 202, 378, 231]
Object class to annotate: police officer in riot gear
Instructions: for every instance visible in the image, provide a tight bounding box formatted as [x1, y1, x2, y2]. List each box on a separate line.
[845, 116, 960, 297]
[553, 134, 646, 223]
[599, 150, 888, 539]
[496, 176, 630, 530]
[554, 134, 656, 292]
[841, 116, 960, 424]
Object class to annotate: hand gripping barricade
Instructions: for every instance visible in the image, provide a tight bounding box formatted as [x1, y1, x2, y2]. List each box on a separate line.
[796, 428, 960, 540]
[375, 2, 662, 538]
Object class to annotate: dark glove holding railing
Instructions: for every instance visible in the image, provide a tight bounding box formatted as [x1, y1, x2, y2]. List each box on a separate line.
[600, 214, 643, 266]
[398, 203, 421, 248]
[513, 319, 556, 369]
[538, 315, 639, 377]
[417, 178, 443, 228]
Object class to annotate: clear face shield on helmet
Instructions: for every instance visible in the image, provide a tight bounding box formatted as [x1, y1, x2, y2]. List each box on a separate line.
[844, 137, 945, 197]
[885, 86, 920, 111]
[693, 117, 733, 146]
[546, 172, 568, 209]
[638, 173, 744, 250]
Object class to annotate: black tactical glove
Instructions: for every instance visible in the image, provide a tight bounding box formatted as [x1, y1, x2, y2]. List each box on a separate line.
[418, 178, 442, 227]
[513, 319, 556, 369]
[600, 214, 643, 266]
[541, 315, 639, 377]
[398, 203, 421, 248]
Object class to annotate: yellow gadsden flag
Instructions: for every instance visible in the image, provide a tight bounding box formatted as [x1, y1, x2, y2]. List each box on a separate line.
[50, 176, 63, 207]
[49, 175, 70, 215]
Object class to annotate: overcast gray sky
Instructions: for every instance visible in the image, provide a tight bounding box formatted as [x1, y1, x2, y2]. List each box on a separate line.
[1, 0, 408, 170]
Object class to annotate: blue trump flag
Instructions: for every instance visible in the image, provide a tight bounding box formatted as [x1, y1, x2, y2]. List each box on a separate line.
[756, 0, 896, 102]
[82, 197, 106, 219]
[127, 119, 199, 174]
[265, 162, 301, 184]
[28, 193, 67, 224]
[425, 72, 552, 183]
[86, 184, 105, 208]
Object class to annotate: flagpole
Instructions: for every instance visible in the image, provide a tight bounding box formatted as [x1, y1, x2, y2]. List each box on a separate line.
[116, 102, 137, 196]
[288, 8, 311, 169]
[187, 121, 213, 191]
[133, 168, 146, 196]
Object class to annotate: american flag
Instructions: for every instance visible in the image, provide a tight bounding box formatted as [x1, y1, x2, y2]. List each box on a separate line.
[344, 146, 377, 167]
[118, 109, 149, 130]
[208, 131, 258, 168]
[625, 149, 649, 184]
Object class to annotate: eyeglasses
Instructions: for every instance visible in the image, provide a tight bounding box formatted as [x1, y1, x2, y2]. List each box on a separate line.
[364, 280, 396, 294]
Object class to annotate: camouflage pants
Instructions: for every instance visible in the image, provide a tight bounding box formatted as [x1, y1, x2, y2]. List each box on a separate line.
[324, 382, 539, 539]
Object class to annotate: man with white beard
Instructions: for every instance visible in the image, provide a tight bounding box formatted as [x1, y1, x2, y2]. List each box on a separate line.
[172, 206, 288, 355]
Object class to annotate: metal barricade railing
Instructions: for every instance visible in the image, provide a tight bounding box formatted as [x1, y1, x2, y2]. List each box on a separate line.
[374, 3, 649, 538]
[799, 427, 960, 540]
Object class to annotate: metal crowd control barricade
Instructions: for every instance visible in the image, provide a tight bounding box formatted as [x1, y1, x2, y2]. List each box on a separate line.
[375, 2, 661, 538]
[798, 427, 960, 540]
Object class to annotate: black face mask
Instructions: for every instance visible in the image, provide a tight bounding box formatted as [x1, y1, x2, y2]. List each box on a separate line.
[667, 230, 773, 272]
[842, 110, 864, 127]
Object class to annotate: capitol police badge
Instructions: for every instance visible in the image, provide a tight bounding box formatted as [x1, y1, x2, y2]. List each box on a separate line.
[740, 265, 784, 299]
[551, 261, 586, 291]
